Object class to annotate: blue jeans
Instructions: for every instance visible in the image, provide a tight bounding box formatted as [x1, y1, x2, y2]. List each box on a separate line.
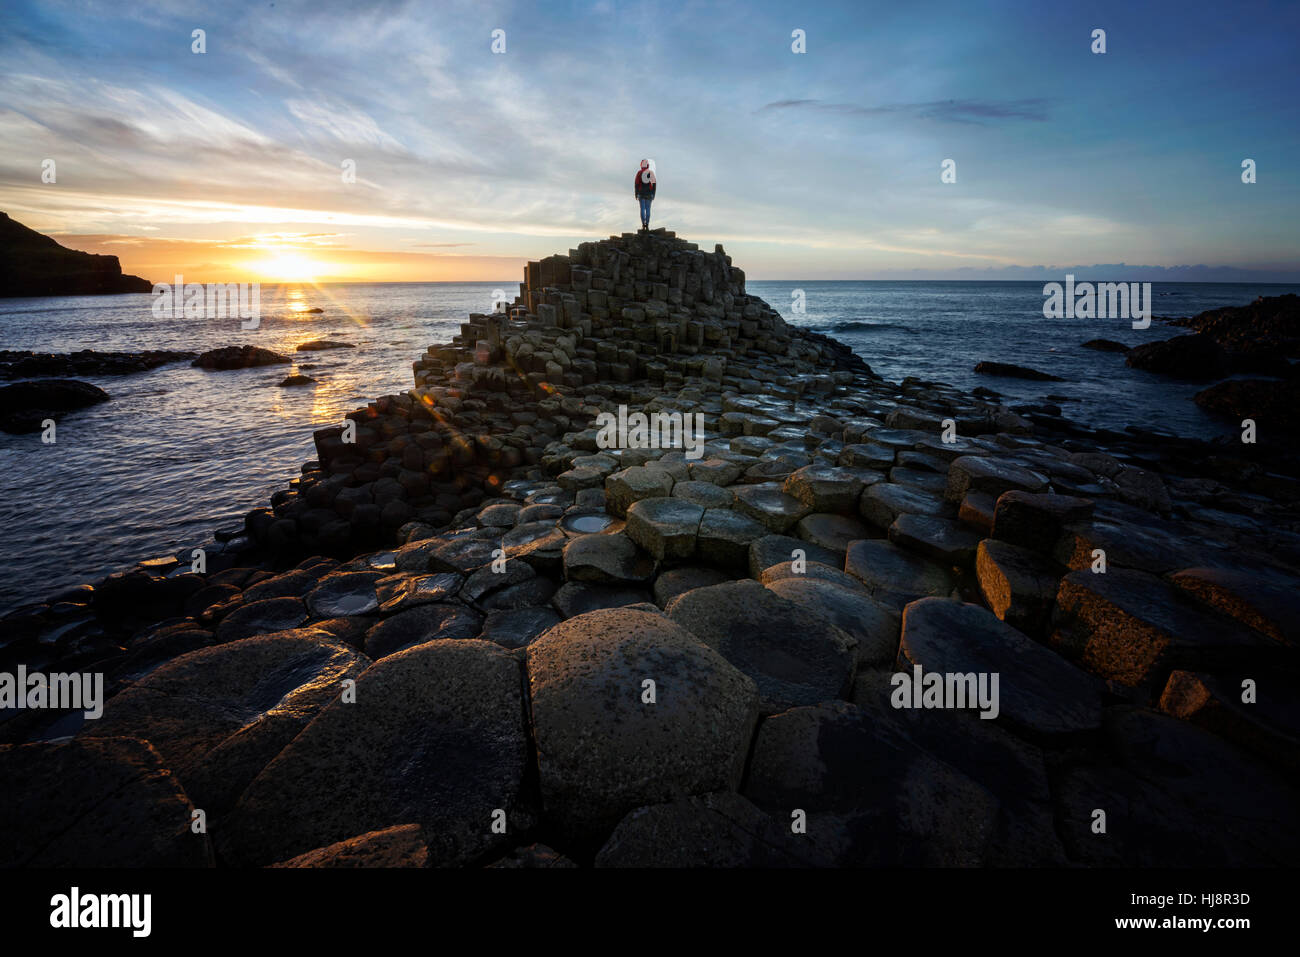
[639, 196, 652, 225]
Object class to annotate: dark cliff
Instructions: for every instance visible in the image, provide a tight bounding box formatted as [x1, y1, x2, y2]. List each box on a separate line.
[0, 211, 152, 297]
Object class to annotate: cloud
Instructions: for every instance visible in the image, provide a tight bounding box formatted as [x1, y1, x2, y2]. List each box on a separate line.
[757, 97, 1051, 123]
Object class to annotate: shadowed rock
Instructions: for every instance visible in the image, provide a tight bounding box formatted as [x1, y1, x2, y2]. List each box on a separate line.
[652, 566, 734, 607]
[1054, 707, 1300, 866]
[899, 598, 1103, 736]
[794, 512, 872, 557]
[480, 606, 561, 648]
[975, 539, 1060, 635]
[193, 346, 291, 370]
[696, 508, 768, 567]
[845, 539, 955, 608]
[748, 534, 841, 578]
[81, 630, 368, 813]
[271, 823, 428, 867]
[666, 580, 856, 712]
[974, 361, 1063, 381]
[1169, 565, 1300, 647]
[221, 640, 530, 866]
[1125, 333, 1230, 381]
[744, 701, 999, 866]
[859, 482, 949, 529]
[765, 576, 900, 667]
[1052, 567, 1274, 687]
[562, 531, 655, 584]
[1160, 669, 1300, 774]
[991, 491, 1094, 554]
[595, 792, 820, 867]
[363, 602, 482, 658]
[0, 737, 212, 867]
[945, 456, 1048, 503]
[851, 671, 1066, 865]
[0, 378, 110, 433]
[526, 607, 758, 838]
[888, 513, 982, 565]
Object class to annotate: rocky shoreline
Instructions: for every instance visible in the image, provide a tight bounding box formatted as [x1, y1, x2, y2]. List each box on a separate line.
[3, 229, 1298, 868]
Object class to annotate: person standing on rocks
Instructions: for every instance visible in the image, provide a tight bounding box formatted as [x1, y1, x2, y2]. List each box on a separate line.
[635, 159, 656, 230]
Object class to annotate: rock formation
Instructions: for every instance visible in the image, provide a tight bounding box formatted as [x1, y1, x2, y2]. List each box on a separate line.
[2, 228, 1298, 868]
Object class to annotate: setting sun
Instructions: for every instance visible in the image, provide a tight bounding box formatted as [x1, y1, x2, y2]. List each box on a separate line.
[255, 250, 319, 282]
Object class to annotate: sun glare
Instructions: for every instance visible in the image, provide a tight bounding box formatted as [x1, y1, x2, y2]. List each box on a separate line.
[255, 250, 319, 282]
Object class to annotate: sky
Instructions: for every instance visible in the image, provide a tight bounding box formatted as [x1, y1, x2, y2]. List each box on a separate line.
[1, 0, 1298, 282]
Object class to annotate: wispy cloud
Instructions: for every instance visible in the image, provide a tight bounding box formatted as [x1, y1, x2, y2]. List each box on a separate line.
[757, 97, 1051, 123]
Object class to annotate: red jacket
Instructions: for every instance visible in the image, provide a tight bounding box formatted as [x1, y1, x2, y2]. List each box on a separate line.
[634, 167, 656, 199]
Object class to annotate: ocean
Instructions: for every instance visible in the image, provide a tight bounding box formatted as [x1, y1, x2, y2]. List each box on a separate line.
[1, 279, 1296, 613]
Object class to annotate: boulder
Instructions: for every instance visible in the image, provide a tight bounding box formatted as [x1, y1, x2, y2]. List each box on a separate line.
[744, 701, 999, 866]
[765, 576, 900, 667]
[192, 346, 291, 370]
[732, 483, 812, 533]
[1194, 378, 1300, 433]
[944, 456, 1048, 503]
[973, 361, 1063, 381]
[221, 640, 530, 866]
[625, 497, 703, 560]
[898, 598, 1103, 736]
[1052, 567, 1273, 687]
[666, 580, 856, 712]
[991, 491, 1094, 554]
[595, 792, 819, 867]
[562, 531, 655, 584]
[844, 539, 955, 608]
[975, 539, 1060, 635]
[81, 630, 368, 813]
[0, 378, 110, 433]
[363, 602, 482, 659]
[1125, 333, 1230, 381]
[695, 508, 768, 568]
[526, 608, 759, 837]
